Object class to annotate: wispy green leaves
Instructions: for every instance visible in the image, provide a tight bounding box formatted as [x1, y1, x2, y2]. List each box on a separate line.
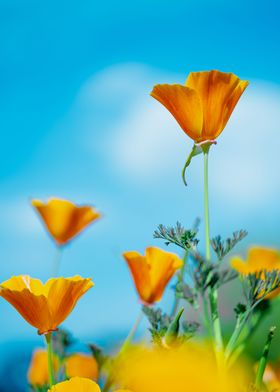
[211, 230, 248, 262]
[154, 221, 199, 251]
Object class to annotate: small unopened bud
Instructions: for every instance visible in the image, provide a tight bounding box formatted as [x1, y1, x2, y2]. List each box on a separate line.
[164, 307, 184, 347]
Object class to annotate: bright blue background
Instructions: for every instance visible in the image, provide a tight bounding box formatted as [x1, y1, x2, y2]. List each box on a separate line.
[0, 0, 280, 390]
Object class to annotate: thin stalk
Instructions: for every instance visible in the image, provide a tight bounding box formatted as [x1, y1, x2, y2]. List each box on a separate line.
[170, 250, 188, 319]
[202, 295, 211, 337]
[203, 150, 223, 353]
[52, 246, 63, 277]
[103, 311, 143, 392]
[255, 327, 276, 389]
[228, 311, 262, 366]
[225, 299, 264, 360]
[119, 310, 143, 355]
[45, 333, 55, 387]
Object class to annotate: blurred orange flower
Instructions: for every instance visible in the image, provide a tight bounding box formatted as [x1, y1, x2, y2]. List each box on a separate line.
[28, 348, 59, 386]
[65, 353, 98, 380]
[151, 70, 248, 143]
[231, 246, 280, 298]
[32, 198, 101, 246]
[123, 247, 183, 304]
[231, 246, 280, 275]
[48, 377, 100, 391]
[0, 275, 93, 334]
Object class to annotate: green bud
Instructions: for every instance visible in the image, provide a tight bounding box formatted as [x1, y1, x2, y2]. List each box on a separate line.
[164, 307, 184, 346]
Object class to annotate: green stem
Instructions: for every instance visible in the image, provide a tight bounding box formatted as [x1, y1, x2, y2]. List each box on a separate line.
[170, 250, 188, 318]
[255, 327, 276, 389]
[202, 296, 211, 336]
[45, 333, 55, 387]
[119, 310, 143, 355]
[204, 151, 211, 261]
[225, 299, 264, 360]
[52, 246, 63, 277]
[103, 311, 143, 392]
[203, 150, 223, 353]
[228, 310, 262, 366]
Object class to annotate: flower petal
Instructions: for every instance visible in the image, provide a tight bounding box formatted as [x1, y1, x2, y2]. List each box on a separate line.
[146, 247, 183, 302]
[151, 84, 203, 141]
[32, 198, 101, 245]
[186, 70, 248, 140]
[0, 287, 52, 332]
[48, 377, 101, 391]
[47, 277, 94, 330]
[123, 251, 152, 303]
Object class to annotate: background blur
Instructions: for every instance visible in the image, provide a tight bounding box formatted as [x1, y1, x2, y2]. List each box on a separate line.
[1, 0, 280, 390]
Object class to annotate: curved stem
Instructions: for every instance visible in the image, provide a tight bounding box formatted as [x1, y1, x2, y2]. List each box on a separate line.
[203, 151, 223, 354]
[103, 311, 143, 392]
[119, 310, 143, 355]
[45, 333, 55, 387]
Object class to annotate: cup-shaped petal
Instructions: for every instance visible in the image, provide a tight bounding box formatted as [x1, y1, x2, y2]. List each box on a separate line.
[0, 275, 93, 334]
[151, 84, 203, 141]
[48, 377, 101, 392]
[32, 198, 101, 246]
[123, 247, 183, 304]
[186, 70, 249, 141]
[151, 70, 248, 143]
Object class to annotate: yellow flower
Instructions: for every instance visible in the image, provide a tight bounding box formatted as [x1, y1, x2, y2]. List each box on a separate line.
[113, 344, 248, 392]
[28, 348, 59, 386]
[32, 197, 101, 246]
[123, 247, 183, 304]
[151, 70, 248, 143]
[48, 378, 132, 392]
[48, 377, 101, 391]
[0, 275, 93, 334]
[231, 247, 280, 299]
[231, 247, 280, 274]
[65, 353, 98, 380]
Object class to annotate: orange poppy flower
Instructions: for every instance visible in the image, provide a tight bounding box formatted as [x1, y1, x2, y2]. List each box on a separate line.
[32, 198, 101, 246]
[231, 247, 280, 275]
[0, 275, 93, 334]
[65, 353, 98, 380]
[48, 377, 101, 391]
[28, 348, 59, 386]
[151, 70, 248, 143]
[231, 246, 280, 298]
[123, 247, 183, 304]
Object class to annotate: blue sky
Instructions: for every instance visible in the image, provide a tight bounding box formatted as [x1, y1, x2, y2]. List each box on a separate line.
[0, 0, 280, 366]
